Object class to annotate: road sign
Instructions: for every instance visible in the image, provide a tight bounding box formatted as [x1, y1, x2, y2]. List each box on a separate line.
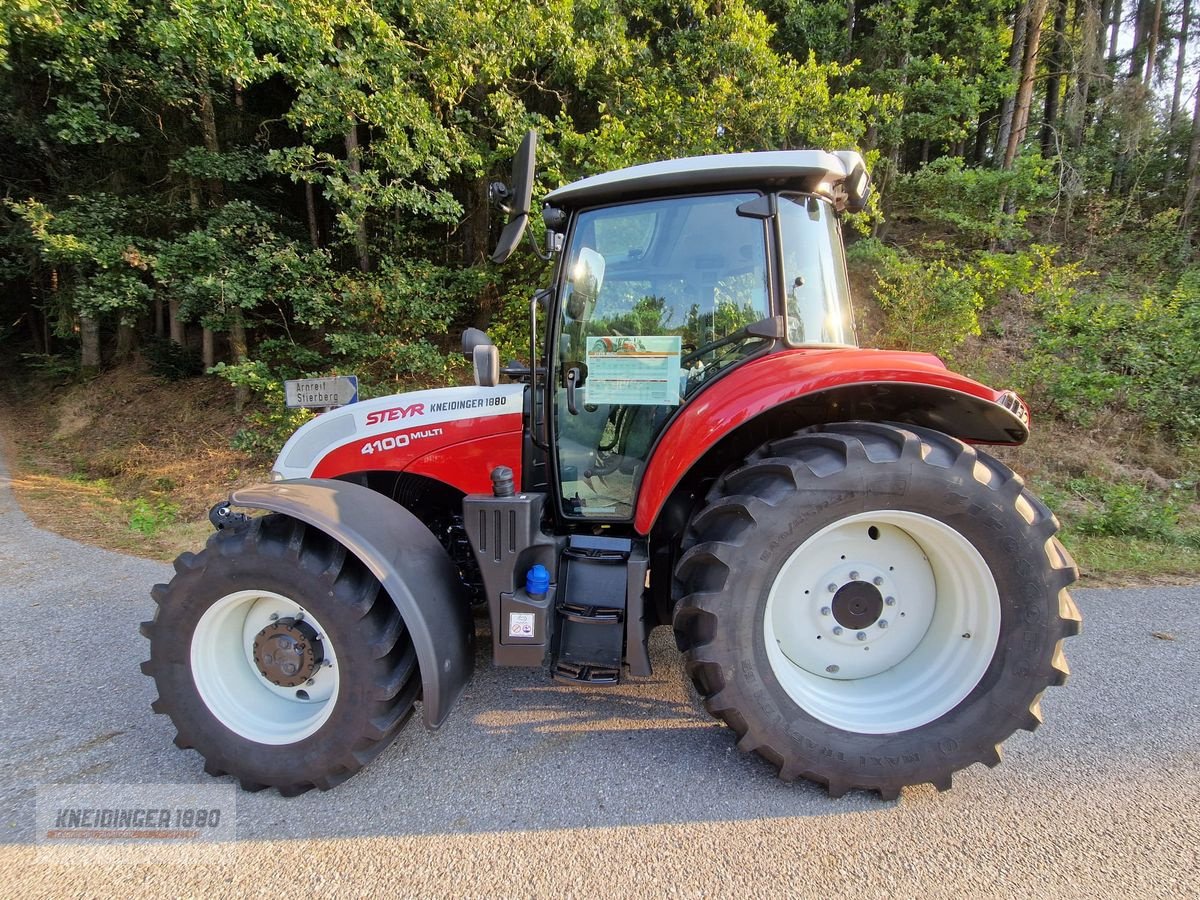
[284, 376, 359, 409]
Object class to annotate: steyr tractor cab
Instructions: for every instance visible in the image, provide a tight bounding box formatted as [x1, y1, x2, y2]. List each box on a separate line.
[141, 132, 1080, 800]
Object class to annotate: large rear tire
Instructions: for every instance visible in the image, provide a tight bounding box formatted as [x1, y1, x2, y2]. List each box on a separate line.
[140, 514, 420, 795]
[673, 422, 1080, 800]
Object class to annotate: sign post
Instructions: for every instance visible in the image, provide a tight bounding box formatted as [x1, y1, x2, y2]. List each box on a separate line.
[284, 376, 359, 410]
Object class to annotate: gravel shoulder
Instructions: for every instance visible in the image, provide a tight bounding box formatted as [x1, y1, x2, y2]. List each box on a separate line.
[1, 439, 1197, 898]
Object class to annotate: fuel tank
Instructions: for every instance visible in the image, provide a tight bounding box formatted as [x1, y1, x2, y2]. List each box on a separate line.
[272, 384, 526, 495]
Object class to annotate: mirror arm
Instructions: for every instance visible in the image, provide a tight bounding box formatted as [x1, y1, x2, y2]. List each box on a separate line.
[526, 223, 551, 262]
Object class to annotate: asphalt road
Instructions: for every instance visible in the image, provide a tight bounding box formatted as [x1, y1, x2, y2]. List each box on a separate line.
[1, 448, 1198, 899]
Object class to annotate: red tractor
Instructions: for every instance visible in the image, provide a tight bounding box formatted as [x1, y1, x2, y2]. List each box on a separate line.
[141, 133, 1080, 799]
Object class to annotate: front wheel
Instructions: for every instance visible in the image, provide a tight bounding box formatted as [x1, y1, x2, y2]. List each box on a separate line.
[141, 514, 420, 795]
[673, 422, 1081, 799]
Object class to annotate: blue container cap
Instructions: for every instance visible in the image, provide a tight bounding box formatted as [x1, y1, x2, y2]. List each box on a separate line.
[526, 564, 550, 596]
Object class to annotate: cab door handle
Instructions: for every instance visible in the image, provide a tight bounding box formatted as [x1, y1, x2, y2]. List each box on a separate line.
[565, 366, 581, 416]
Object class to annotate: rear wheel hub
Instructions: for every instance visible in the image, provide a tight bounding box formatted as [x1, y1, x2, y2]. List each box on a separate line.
[832, 581, 884, 630]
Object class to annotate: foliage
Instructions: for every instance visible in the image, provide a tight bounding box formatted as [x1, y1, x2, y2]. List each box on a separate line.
[868, 252, 983, 357]
[889, 156, 1056, 246]
[1048, 476, 1198, 547]
[1022, 268, 1200, 438]
[210, 359, 313, 459]
[127, 497, 181, 536]
[142, 336, 203, 380]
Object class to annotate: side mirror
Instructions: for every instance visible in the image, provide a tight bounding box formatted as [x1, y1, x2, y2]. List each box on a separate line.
[472, 345, 499, 387]
[490, 130, 538, 264]
[833, 150, 871, 213]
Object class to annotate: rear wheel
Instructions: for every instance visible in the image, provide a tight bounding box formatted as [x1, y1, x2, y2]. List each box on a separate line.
[141, 514, 420, 795]
[673, 422, 1080, 799]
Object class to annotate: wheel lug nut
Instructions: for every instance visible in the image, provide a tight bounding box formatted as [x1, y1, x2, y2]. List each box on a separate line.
[878, 619, 889, 629]
[833, 626, 844, 635]
[873, 576, 884, 586]
[827, 583, 838, 593]
[884, 596, 896, 606]
[856, 631, 867, 641]
[849, 571, 859, 580]
[820, 606, 831, 616]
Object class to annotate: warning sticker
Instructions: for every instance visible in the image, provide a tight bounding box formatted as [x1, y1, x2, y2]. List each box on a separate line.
[508, 612, 535, 638]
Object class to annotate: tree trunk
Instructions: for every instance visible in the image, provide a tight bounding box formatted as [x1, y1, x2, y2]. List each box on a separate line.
[846, 0, 856, 58]
[1129, 0, 1150, 80]
[995, 0, 1033, 165]
[198, 88, 224, 203]
[344, 120, 371, 273]
[1041, 0, 1070, 157]
[168, 298, 185, 346]
[1108, 0, 1124, 62]
[1182, 80, 1200, 225]
[154, 296, 164, 338]
[974, 107, 995, 164]
[229, 308, 249, 413]
[1142, 0, 1164, 86]
[305, 181, 321, 248]
[1067, 0, 1102, 148]
[462, 176, 491, 268]
[202, 327, 215, 369]
[116, 321, 136, 361]
[80, 315, 101, 373]
[26, 307, 46, 354]
[1170, 0, 1191, 130]
[1005, 0, 1053, 169]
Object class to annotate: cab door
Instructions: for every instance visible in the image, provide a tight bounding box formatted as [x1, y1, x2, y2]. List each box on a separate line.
[552, 192, 773, 520]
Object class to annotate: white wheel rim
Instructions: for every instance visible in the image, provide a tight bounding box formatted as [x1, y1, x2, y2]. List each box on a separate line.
[764, 511, 1000, 734]
[191, 590, 339, 745]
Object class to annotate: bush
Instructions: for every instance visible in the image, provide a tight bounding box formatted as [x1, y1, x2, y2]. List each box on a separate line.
[127, 497, 180, 536]
[1020, 267, 1200, 437]
[1062, 477, 1193, 544]
[888, 155, 1056, 246]
[142, 336, 203, 380]
[212, 359, 313, 460]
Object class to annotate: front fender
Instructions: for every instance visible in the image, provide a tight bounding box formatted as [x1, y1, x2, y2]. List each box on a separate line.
[230, 478, 472, 729]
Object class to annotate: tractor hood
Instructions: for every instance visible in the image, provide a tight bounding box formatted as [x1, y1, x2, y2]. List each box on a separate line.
[272, 383, 526, 495]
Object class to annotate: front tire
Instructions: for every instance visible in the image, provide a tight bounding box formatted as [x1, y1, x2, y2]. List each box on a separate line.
[673, 422, 1080, 799]
[141, 514, 420, 795]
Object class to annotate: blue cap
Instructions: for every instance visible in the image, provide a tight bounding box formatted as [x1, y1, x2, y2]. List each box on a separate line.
[526, 564, 550, 596]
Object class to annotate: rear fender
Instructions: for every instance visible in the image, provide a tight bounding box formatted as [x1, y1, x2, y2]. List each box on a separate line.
[635, 348, 1031, 534]
[230, 478, 472, 729]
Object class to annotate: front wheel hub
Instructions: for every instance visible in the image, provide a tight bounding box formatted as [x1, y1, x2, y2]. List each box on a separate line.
[253, 619, 324, 687]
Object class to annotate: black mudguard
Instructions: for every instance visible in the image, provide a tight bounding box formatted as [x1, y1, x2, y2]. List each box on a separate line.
[230, 478, 473, 729]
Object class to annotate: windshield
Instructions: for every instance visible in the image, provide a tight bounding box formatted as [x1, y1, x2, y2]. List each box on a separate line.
[779, 194, 856, 346]
[558, 192, 771, 394]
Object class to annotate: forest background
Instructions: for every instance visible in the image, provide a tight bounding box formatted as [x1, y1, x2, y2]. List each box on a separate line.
[1, 0, 1198, 581]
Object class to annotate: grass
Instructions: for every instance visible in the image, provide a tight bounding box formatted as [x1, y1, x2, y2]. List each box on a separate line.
[6, 468, 213, 560]
[0, 360, 269, 562]
[1062, 533, 1200, 587]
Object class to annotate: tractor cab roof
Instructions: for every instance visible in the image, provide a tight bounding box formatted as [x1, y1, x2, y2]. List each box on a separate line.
[544, 149, 868, 210]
